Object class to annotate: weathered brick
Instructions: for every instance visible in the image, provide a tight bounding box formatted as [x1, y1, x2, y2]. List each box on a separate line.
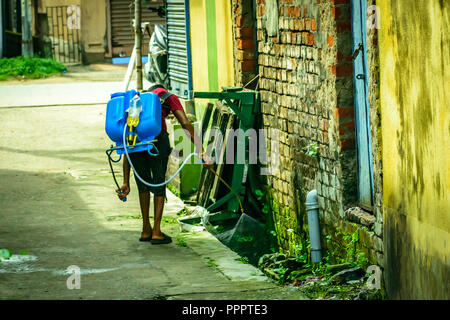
[236, 27, 254, 39]
[339, 138, 355, 150]
[311, 18, 317, 31]
[237, 39, 254, 50]
[337, 22, 351, 33]
[236, 15, 244, 27]
[307, 33, 315, 46]
[335, 107, 355, 123]
[327, 35, 334, 47]
[238, 49, 255, 61]
[305, 18, 311, 30]
[330, 64, 353, 77]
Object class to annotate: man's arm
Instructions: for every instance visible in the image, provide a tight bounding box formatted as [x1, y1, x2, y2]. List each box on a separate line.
[123, 155, 131, 186]
[116, 155, 131, 200]
[172, 109, 212, 167]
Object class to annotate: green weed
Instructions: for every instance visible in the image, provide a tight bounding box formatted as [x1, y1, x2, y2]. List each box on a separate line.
[303, 142, 318, 157]
[206, 257, 218, 269]
[0, 56, 66, 80]
[167, 184, 180, 198]
[236, 256, 249, 264]
[176, 236, 187, 247]
[162, 216, 178, 224]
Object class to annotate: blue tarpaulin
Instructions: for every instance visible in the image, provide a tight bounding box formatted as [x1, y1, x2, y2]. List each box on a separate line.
[112, 56, 148, 65]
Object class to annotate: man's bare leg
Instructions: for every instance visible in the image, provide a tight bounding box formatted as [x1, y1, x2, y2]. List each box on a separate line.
[139, 191, 152, 238]
[152, 195, 165, 239]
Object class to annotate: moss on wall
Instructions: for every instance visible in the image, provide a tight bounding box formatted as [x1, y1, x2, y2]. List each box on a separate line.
[379, 0, 450, 299]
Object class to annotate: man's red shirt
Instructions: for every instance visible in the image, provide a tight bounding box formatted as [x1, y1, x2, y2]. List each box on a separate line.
[151, 87, 184, 132]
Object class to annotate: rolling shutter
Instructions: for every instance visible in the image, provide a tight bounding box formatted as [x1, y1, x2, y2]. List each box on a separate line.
[166, 0, 192, 99]
[110, 0, 165, 57]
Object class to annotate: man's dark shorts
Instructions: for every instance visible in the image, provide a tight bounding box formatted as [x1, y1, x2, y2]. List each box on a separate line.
[128, 131, 171, 196]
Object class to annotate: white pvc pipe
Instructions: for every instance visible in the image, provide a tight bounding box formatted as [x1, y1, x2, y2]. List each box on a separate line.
[306, 189, 322, 263]
[123, 45, 136, 91]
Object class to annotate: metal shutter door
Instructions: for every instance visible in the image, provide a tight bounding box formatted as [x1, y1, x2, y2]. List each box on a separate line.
[166, 0, 192, 99]
[110, 0, 165, 57]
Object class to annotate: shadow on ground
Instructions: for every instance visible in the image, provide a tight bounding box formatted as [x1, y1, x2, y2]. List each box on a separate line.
[0, 169, 307, 300]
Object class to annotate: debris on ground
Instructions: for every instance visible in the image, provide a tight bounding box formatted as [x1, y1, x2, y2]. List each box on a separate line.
[345, 207, 376, 228]
[257, 252, 383, 300]
[329, 266, 365, 284]
[213, 213, 273, 266]
[0, 249, 12, 260]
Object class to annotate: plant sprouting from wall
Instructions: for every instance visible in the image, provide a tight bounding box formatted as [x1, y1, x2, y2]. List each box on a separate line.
[303, 142, 318, 157]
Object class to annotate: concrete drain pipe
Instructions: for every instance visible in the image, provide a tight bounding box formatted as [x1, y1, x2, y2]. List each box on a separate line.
[306, 189, 322, 263]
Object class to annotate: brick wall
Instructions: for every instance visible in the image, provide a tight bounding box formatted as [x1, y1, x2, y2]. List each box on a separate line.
[233, 0, 258, 87]
[237, 0, 385, 266]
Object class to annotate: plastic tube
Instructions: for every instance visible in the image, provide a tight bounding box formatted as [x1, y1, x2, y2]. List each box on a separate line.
[122, 123, 198, 188]
[306, 189, 322, 263]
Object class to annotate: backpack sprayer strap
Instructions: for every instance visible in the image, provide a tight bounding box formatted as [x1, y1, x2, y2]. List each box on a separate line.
[159, 91, 174, 110]
[146, 85, 173, 112]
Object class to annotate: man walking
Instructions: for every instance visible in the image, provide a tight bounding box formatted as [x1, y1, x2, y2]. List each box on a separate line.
[116, 84, 211, 244]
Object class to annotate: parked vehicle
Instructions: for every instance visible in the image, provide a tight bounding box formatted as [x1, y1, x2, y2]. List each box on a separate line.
[144, 5, 168, 87]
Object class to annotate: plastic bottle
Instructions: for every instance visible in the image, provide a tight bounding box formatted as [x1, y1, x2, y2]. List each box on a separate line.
[127, 94, 142, 128]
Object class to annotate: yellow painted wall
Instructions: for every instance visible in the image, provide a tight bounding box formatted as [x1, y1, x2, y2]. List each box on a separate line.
[378, 0, 450, 299]
[188, 0, 235, 94]
[214, 0, 234, 90]
[189, 0, 209, 93]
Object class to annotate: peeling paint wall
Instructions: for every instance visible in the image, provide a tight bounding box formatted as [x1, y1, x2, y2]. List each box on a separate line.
[378, 0, 450, 299]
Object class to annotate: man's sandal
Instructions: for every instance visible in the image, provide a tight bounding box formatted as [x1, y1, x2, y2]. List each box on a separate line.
[151, 233, 172, 245]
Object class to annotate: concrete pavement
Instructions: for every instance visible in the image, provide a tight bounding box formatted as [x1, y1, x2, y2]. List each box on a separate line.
[0, 64, 152, 107]
[0, 70, 307, 300]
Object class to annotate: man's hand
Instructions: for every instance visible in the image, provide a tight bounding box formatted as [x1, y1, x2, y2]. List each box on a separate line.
[116, 183, 130, 201]
[201, 153, 214, 169]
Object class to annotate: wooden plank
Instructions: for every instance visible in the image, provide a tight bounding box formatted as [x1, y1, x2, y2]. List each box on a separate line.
[210, 106, 235, 201]
[201, 102, 231, 206]
[201, 103, 214, 138]
[200, 103, 230, 207]
[196, 104, 220, 204]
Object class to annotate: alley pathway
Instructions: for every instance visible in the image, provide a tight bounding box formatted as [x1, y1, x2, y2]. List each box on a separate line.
[0, 75, 307, 300]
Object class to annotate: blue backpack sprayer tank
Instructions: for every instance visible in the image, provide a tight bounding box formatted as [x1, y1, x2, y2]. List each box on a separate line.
[105, 90, 199, 202]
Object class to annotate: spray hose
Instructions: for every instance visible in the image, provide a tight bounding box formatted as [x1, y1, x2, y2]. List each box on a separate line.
[122, 124, 197, 188]
[109, 123, 244, 213]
